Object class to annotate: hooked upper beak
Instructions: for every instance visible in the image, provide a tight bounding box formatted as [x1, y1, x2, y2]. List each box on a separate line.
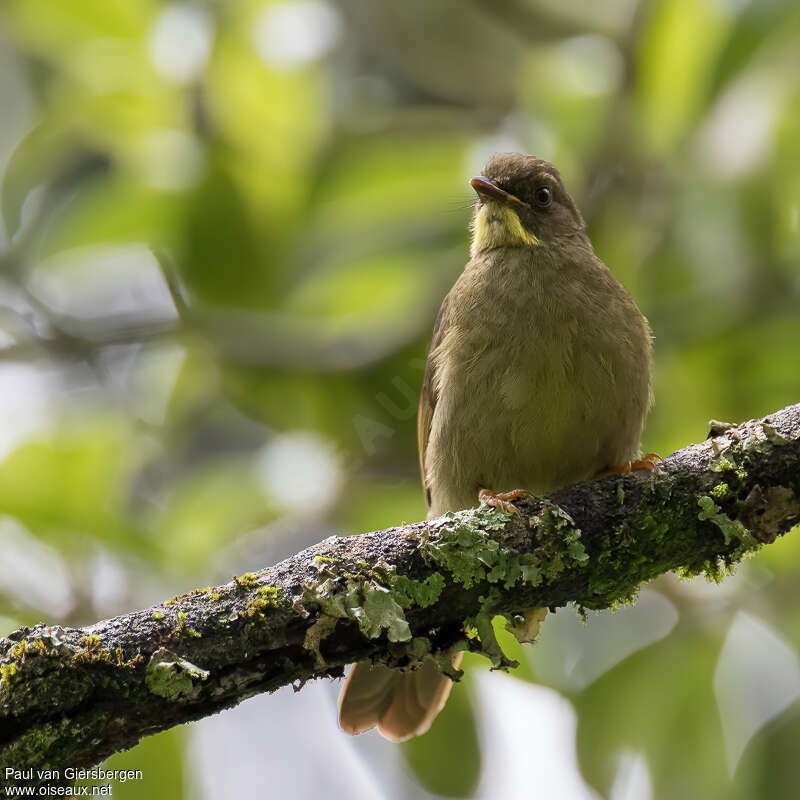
[469, 176, 527, 208]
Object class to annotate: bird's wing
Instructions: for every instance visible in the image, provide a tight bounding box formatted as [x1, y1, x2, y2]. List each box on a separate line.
[417, 292, 451, 512]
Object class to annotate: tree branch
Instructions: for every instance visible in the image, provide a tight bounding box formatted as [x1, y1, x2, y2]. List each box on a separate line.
[2, 403, 800, 780]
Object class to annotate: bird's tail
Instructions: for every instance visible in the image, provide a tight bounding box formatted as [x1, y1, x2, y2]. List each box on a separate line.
[338, 654, 462, 742]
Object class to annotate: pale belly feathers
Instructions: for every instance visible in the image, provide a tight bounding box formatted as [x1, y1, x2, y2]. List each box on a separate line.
[424, 252, 650, 517]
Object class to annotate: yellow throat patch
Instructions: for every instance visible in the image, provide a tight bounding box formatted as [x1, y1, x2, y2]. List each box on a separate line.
[470, 203, 541, 258]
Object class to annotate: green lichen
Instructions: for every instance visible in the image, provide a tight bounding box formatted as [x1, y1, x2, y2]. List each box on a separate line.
[25, 640, 47, 658]
[298, 560, 455, 667]
[393, 572, 445, 609]
[152, 611, 164, 621]
[145, 648, 209, 700]
[73, 634, 113, 665]
[411, 503, 590, 668]
[234, 573, 260, 590]
[299, 502, 591, 673]
[584, 477, 683, 608]
[0, 661, 20, 685]
[259, 585, 283, 604]
[244, 585, 285, 619]
[470, 605, 515, 670]
[359, 584, 412, 641]
[303, 615, 339, 667]
[421, 503, 589, 597]
[163, 586, 219, 608]
[303, 577, 411, 644]
[711, 482, 729, 499]
[414, 503, 588, 663]
[462, 589, 521, 670]
[1, 712, 111, 770]
[176, 611, 201, 639]
[697, 496, 758, 558]
[421, 506, 518, 588]
[712, 454, 747, 480]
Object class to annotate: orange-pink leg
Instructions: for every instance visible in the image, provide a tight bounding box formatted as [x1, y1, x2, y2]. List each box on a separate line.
[478, 488, 533, 515]
[597, 453, 661, 478]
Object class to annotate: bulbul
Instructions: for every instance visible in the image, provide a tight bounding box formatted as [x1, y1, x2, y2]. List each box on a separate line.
[338, 152, 653, 741]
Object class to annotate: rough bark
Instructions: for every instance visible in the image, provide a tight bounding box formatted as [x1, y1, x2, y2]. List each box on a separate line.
[2, 403, 799, 782]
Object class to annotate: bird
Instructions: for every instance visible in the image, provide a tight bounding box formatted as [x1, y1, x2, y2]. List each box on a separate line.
[338, 152, 653, 742]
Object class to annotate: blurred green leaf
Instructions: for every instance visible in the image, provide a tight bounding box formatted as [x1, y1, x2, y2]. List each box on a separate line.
[1, 123, 110, 240]
[0, 417, 148, 554]
[708, 1, 800, 103]
[151, 458, 277, 571]
[647, 314, 800, 456]
[334, 478, 426, 535]
[177, 159, 268, 306]
[308, 132, 469, 237]
[90, 726, 184, 799]
[206, 11, 323, 234]
[751, 523, 800, 577]
[37, 174, 178, 255]
[2, 0, 151, 52]
[735, 701, 800, 798]
[288, 253, 424, 320]
[575, 625, 729, 799]
[402, 672, 482, 797]
[636, 0, 733, 154]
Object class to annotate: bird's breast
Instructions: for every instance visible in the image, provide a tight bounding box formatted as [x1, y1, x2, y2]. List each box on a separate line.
[428, 258, 638, 499]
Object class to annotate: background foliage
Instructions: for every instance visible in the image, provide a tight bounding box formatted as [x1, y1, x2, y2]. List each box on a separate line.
[1, 0, 800, 797]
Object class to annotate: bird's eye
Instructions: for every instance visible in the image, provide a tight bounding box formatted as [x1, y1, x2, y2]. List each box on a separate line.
[534, 186, 552, 207]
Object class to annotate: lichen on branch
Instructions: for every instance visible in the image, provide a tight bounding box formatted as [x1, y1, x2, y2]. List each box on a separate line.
[1, 403, 799, 781]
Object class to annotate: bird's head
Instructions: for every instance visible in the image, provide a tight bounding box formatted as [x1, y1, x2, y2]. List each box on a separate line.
[469, 153, 585, 258]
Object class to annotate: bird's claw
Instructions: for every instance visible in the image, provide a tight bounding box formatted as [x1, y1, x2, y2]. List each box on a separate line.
[597, 453, 662, 477]
[478, 488, 533, 515]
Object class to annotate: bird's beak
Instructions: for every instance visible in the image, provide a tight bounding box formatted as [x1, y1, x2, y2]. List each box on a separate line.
[469, 176, 527, 208]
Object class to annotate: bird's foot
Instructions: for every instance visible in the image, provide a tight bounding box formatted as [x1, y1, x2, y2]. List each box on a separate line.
[597, 453, 661, 478]
[478, 488, 533, 515]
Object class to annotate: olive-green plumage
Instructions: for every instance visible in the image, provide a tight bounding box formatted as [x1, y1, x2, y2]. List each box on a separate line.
[339, 152, 653, 741]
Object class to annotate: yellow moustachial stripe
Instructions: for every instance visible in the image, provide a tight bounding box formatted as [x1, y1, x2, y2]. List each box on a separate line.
[470, 203, 541, 257]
